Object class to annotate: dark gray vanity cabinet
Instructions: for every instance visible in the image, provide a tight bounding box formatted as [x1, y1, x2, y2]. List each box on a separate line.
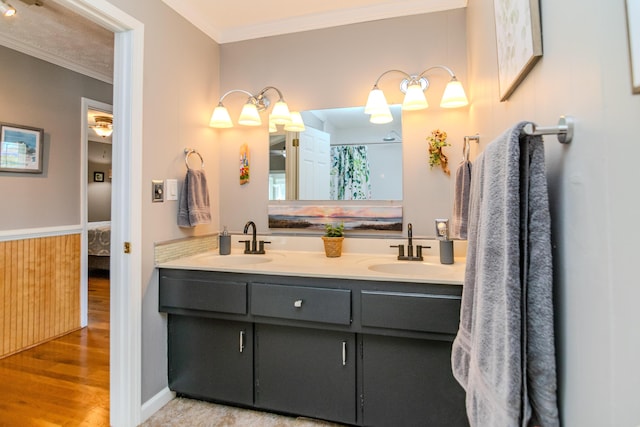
[360, 334, 467, 427]
[255, 324, 356, 424]
[159, 268, 467, 427]
[168, 316, 253, 406]
[359, 289, 468, 427]
[160, 271, 253, 405]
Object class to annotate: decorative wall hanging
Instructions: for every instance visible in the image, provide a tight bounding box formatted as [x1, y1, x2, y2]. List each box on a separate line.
[94, 171, 105, 182]
[0, 123, 44, 173]
[626, 0, 640, 94]
[427, 129, 451, 175]
[240, 143, 250, 185]
[268, 204, 402, 231]
[493, 0, 543, 101]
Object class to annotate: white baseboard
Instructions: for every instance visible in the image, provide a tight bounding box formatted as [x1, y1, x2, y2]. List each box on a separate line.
[140, 387, 176, 423]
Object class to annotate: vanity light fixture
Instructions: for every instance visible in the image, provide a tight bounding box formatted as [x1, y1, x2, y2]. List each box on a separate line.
[210, 86, 305, 132]
[0, 0, 17, 16]
[364, 65, 469, 124]
[91, 115, 113, 138]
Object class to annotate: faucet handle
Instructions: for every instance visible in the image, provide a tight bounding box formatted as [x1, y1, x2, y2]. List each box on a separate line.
[258, 241, 271, 253]
[390, 244, 405, 257]
[239, 240, 251, 253]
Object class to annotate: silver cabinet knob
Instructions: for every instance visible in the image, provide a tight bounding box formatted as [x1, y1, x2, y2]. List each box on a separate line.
[294, 299, 303, 308]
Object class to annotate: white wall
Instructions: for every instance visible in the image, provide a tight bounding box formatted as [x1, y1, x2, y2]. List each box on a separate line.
[218, 10, 469, 237]
[466, 0, 640, 425]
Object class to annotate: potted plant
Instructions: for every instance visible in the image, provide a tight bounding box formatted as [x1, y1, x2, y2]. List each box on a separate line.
[321, 222, 345, 258]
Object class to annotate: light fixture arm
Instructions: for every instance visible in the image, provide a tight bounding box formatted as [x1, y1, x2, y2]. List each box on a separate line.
[254, 86, 287, 111]
[417, 64, 457, 80]
[218, 89, 255, 105]
[371, 69, 413, 88]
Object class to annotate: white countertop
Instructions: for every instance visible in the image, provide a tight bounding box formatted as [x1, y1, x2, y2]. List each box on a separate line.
[158, 245, 466, 285]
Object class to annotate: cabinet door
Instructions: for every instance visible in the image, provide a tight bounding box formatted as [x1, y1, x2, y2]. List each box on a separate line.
[168, 315, 253, 406]
[255, 324, 356, 425]
[361, 334, 468, 427]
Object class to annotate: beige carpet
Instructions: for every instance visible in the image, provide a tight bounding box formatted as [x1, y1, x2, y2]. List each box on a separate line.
[142, 397, 346, 427]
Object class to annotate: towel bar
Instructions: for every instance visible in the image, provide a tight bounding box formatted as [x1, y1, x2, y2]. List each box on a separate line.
[184, 148, 205, 169]
[522, 115, 574, 144]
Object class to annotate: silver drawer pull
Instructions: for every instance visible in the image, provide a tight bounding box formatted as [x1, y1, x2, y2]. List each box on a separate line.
[239, 330, 245, 353]
[294, 299, 303, 308]
[342, 341, 347, 366]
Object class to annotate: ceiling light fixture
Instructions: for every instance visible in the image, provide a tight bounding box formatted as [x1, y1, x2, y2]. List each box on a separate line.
[209, 86, 305, 132]
[91, 115, 113, 138]
[0, 0, 17, 16]
[364, 65, 469, 124]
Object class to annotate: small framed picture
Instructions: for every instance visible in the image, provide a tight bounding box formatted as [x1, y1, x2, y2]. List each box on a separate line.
[94, 171, 105, 182]
[0, 123, 44, 173]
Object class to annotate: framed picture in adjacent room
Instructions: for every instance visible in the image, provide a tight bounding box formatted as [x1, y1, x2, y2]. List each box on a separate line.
[493, 0, 543, 101]
[94, 171, 105, 182]
[0, 123, 44, 173]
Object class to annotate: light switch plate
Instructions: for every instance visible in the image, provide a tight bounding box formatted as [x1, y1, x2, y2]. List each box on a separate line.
[166, 179, 178, 201]
[152, 180, 164, 202]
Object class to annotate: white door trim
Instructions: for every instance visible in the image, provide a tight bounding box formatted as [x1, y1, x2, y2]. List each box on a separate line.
[56, 1, 144, 426]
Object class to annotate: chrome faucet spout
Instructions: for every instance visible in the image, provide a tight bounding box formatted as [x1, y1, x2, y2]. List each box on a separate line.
[407, 223, 413, 247]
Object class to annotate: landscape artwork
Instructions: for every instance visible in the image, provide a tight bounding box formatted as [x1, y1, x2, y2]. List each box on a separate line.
[268, 204, 403, 231]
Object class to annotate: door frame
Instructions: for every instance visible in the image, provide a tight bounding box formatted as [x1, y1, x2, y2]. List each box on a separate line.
[57, 1, 144, 425]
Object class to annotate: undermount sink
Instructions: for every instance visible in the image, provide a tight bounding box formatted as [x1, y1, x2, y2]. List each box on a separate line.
[368, 261, 448, 276]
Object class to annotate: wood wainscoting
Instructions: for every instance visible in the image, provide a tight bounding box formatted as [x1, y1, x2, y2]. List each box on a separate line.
[0, 233, 81, 359]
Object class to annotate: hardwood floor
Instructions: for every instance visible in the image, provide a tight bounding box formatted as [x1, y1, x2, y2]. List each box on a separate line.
[0, 273, 110, 426]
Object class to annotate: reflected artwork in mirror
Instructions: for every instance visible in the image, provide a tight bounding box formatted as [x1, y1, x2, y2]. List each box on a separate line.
[269, 106, 402, 201]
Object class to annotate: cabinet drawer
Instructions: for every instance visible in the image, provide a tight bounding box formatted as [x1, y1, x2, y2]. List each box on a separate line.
[160, 277, 247, 314]
[361, 290, 461, 334]
[251, 283, 351, 325]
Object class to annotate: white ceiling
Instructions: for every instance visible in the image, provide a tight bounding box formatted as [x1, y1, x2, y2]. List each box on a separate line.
[0, 0, 465, 84]
[161, 0, 466, 44]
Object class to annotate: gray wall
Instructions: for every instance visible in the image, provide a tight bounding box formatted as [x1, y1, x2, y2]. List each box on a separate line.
[465, 0, 639, 425]
[0, 45, 112, 229]
[218, 10, 469, 237]
[104, 0, 221, 402]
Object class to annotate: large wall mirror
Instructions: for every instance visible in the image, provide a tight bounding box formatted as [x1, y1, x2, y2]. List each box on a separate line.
[269, 106, 402, 201]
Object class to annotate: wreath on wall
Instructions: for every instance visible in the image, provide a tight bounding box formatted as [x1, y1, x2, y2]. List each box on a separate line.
[427, 129, 450, 175]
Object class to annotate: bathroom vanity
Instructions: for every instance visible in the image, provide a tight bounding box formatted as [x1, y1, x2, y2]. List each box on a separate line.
[158, 248, 468, 427]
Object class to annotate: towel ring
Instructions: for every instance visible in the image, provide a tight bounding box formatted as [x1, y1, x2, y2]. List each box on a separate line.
[184, 148, 205, 170]
[463, 134, 480, 161]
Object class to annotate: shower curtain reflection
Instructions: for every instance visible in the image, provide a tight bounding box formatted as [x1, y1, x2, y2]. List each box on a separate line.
[330, 145, 371, 200]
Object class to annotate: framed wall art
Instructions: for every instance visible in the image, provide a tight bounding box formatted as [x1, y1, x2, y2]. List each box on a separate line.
[0, 123, 44, 173]
[94, 171, 105, 182]
[493, 0, 543, 101]
[626, 0, 640, 94]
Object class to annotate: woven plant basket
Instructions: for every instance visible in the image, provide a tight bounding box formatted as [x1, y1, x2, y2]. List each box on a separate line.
[321, 236, 344, 258]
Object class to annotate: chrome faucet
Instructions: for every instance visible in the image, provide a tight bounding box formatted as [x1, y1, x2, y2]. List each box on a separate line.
[390, 223, 429, 261]
[241, 221, 269, 254]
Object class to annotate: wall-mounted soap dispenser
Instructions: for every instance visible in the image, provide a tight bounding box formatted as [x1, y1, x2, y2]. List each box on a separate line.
[435, 219, 454, 264]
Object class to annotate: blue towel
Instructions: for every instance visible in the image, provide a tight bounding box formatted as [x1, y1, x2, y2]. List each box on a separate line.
[451, 122, 559, 427]
[177, 169, 211, 227]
